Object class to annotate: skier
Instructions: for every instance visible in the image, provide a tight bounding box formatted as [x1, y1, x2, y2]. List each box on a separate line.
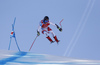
[37, 16, 62, 43]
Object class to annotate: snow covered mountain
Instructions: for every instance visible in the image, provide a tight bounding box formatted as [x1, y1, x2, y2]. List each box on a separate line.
[0, 50, 100, 65]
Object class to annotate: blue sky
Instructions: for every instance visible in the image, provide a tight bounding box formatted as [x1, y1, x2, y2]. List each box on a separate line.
[0, 0, 100, 60]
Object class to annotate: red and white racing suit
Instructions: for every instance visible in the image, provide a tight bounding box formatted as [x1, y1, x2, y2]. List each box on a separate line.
[38, 20, 59, 43]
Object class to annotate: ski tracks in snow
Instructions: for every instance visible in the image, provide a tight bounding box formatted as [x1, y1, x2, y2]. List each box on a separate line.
[64, 0, 96, 56]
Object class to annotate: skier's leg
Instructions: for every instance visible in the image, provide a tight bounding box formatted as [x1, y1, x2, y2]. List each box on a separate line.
[42, 30, 54, 43]
[49, 31, 59, 43]
[49, 30, 55, 37]
[54, 35, 59, 43]
[46, 36, 54, 43]
[48, 27, 59, 43]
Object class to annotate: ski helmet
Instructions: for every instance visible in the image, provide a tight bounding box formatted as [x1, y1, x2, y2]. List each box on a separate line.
[44, 16, 49, 20]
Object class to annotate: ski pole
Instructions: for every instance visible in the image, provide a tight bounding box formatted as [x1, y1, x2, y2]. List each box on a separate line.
[29, 35, 38, 51]
[59, 19, 64, 28]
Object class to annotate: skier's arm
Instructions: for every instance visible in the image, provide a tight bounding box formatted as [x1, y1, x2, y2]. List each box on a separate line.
[49, 22, 62, 31]
[49, 21, 56, 27]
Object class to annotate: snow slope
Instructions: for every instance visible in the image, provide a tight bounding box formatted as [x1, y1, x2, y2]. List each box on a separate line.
[0, 50, 100, 65]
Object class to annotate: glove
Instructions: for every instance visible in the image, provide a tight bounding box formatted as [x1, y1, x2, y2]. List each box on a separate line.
[37, 31, 40, 36]
[55, 24, 59, 29]
[55, 24, 62, 32]
[59, 28, 62, 32]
